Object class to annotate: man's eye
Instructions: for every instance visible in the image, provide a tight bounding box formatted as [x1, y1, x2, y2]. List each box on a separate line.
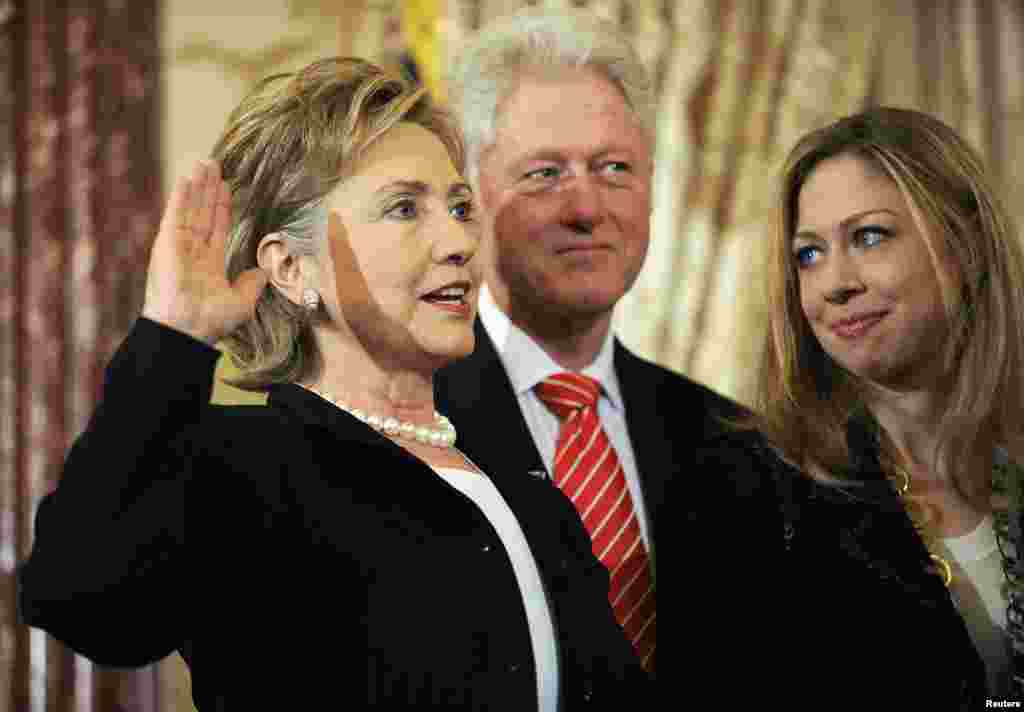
[524, 166, 560, 181]
[601, 161, 630, 175]
[794, 245, 821, 268]
[385, 199, 417, 219]
[450, 200, 475, 221]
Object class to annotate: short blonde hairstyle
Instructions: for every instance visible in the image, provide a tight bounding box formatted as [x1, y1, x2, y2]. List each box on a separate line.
[758, 107, 1024, 491]
[447, 6, 653, 189]
[215, 57, 463, 390]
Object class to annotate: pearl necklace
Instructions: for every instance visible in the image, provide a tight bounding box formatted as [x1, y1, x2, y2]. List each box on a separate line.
[301, 384, 457, 449]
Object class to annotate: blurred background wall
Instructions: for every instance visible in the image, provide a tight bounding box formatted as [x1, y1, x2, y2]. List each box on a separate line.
[3, 1, 1024, 710]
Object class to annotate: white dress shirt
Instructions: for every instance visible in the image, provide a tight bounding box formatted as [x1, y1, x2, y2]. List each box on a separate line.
[476, 284, 652, 550]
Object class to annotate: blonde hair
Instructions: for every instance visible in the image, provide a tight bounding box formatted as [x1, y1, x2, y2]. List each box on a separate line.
[758, 106, 1024, 493]
[215, 57, 463, 390]
[447, 6, 652, 190]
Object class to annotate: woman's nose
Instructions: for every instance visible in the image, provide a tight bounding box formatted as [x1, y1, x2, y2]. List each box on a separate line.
[822, 256, 866, 304]
[433, 217, 478, 266]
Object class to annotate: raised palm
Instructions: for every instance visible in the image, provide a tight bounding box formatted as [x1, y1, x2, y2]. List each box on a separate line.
[141, 161, 267, 344]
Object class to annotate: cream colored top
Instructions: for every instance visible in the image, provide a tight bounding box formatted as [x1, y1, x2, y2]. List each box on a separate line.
[940, 514, 1014, 695]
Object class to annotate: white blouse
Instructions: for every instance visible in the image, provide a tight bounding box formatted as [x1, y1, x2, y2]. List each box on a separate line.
[433, 467, 560, 712]
[941, 514, 1014, 695]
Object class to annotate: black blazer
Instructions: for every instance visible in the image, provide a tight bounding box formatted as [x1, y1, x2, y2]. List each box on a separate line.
[18, 318, 650, 710]
[665, 428, 990, 709]
[435, 320, 744, 547]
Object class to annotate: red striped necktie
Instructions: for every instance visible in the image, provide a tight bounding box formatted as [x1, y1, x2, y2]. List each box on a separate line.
[534, 372, 656, 672]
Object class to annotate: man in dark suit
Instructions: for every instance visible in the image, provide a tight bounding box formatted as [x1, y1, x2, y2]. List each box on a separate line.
[436, 7, 742, 672]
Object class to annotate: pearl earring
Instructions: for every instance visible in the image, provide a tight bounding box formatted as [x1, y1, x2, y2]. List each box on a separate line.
[302, 288, 320, 312]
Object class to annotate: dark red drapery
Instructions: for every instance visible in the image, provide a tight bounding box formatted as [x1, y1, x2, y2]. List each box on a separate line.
[1, 1, 165, 709]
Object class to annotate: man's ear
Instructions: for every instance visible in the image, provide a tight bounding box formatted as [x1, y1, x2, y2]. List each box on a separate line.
[256, 232, 307, 305]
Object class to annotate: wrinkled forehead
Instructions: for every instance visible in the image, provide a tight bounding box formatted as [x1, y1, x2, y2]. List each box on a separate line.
[348, 122, 461, 184]
[493, 67, 650, 157]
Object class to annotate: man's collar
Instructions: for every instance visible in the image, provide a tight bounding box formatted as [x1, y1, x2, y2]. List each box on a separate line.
[477, 283, 623, 411]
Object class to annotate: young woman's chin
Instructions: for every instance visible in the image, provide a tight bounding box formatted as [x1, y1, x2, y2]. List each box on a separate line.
[842, 353, 950, 394]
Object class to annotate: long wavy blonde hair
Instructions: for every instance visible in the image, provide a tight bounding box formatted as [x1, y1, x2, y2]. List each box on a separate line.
[756, 107, 1024, 495]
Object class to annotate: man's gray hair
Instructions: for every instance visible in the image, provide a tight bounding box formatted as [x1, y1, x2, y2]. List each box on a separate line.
[448, 6, 654, 189]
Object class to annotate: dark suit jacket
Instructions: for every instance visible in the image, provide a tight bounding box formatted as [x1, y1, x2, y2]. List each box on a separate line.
[435, 320, 744, 551]
[668, 428, 990, 708]
[18, 318, 649, 710]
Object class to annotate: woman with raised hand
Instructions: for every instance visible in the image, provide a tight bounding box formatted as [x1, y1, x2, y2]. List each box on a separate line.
[672, 107, 1024, 708]
[18, 58, 646, 710]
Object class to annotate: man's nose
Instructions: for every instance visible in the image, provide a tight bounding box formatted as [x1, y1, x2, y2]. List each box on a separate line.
[563, 173, 606, 230]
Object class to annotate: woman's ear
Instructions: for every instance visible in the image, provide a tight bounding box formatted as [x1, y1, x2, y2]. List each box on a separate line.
[256, 232, 308, 305]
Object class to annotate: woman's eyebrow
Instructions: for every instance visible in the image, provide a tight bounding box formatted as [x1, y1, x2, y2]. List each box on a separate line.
[449, 182, 472, 198]
[794, 208, 899, 242]
[374, 180, 473, 198]
[374, 180, 429, 196]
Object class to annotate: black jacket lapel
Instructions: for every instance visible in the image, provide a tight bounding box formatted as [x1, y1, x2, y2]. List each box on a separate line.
[435, 320, 548, 482]
[613, 341, 670, 527]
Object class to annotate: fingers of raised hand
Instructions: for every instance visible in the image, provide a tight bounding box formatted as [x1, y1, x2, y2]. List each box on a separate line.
[212, 178, 232, 245]
[183, 161, 224, 241]
[160, 173, 192, 237]
[205, 176, 234, 270]
[175, 162, 204, 234]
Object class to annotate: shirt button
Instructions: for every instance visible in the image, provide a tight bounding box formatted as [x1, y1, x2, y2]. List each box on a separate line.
[507, 662, 521, 674]
[481, 543, 492, 553]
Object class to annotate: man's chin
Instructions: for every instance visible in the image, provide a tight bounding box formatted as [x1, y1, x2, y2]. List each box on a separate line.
[552, 285, 624, 318]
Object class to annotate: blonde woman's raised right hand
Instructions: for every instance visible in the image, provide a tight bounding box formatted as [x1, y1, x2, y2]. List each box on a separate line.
[141, 161, 268, 345]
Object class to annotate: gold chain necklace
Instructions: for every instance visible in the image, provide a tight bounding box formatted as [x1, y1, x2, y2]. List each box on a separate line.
[887, 464, 955, 587]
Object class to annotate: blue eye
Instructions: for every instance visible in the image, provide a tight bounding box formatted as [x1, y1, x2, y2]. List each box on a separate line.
[854, 226, 890, 247]
[450, 200, 475, 222]
[601, 161, 630, 175]
[386, 198, 417, 220]
[794, 245, 821, 268]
